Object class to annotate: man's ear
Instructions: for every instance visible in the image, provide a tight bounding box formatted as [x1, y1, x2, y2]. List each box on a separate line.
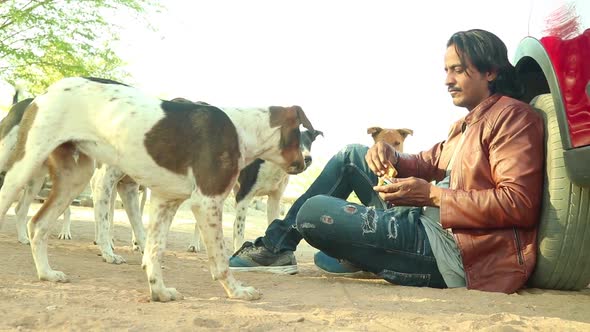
[486, 70, 498, 82]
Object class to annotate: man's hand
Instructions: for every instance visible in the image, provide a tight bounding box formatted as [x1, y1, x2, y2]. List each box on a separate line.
[373, 177, 442, 207]
[365, 141, 398, 177]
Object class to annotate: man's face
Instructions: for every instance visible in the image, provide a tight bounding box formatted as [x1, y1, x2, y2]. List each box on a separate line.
[444, 45, 496, 111]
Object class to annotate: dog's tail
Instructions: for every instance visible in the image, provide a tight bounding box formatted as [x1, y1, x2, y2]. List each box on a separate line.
[11, 80, 28, 105]
[11, 89, 19, 105]
[12, 79, 28, 105]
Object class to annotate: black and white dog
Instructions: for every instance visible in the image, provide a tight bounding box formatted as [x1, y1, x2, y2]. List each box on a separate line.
[188, 129, 322, 252]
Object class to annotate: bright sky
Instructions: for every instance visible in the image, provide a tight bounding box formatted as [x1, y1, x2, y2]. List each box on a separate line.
[116, 0, 533, 165]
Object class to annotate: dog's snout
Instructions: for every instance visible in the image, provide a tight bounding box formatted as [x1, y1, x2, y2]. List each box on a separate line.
[286, 160, 306, 175]
[304, 155, 312, 166]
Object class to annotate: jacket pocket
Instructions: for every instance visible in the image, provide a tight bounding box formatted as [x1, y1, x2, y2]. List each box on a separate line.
[513, 227, 524, 265]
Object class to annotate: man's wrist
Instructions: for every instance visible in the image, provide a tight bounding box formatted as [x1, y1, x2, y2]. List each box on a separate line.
[429, 185, 442, 207]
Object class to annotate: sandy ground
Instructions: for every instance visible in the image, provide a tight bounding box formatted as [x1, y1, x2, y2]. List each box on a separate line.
[1, 202, 590, 332]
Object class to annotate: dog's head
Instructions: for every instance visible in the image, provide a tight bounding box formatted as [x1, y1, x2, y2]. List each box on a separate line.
[269, 105, 316, 175]
[299, 129, 324, 169]
[171, 97, 210, 105]
[367, 127, 413, 153]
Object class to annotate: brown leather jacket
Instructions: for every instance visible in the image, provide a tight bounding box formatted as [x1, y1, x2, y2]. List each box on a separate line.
[396, 94, 544, 293]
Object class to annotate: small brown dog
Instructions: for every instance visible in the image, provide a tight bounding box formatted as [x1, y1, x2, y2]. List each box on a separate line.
[367, 127, 412, 185]
[367, 127, 413, 153]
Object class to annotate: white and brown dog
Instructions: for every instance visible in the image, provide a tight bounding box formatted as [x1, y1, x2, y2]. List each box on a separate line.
[188, 128, 323, 252]
[0, 77, 315, 301]
[91, 98, 322, 258]
[0, 98, 73, 244]
[0, 98, 146, 265]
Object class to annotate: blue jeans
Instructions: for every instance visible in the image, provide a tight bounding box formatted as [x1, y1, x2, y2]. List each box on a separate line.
[258, 144, 445, 287]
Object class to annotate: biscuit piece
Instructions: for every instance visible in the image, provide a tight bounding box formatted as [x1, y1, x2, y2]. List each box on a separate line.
[378, 162, 398, 186]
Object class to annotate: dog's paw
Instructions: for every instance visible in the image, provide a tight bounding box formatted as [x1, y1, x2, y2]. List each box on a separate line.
[39, 270, 69, 283]
[230, 286, 262, 301]
[150, 287, 183, 302]
[186, 244, 200, 253]
[58, 232, 72, 240]
[102, 253, 126, 265]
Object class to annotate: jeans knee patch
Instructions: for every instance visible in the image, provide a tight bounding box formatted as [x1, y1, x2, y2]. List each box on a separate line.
[343, 204, 358, 214]
[361, 207, 377, 234]
[387, 216, 399, 239]
[320, 215, 334, 225]
[378, 269, 432, 287]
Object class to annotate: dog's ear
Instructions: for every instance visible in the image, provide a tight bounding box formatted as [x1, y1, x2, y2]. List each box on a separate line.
[397, 128, 414, 138]
[269, 106, 315, 132]
[311, 130, 324, 140]
[367, 127, 383, 138]
[292, 105, 315, 132]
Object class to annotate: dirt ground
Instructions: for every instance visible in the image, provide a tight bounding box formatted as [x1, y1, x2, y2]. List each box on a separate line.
[1, 202, 589, 332]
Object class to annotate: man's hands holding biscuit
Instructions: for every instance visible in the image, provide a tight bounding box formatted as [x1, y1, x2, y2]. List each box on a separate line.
[365, 141, 398, 177]
[366, 141, 442, 207]
[373, 177, 441, 207]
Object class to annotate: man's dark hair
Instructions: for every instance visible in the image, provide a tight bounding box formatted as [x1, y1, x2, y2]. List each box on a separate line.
[447, 29, 523, 99]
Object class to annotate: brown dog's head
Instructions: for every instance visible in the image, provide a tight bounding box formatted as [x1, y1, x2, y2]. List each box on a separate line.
[269, 105, 316, 174]
[367, 127, 413, 153]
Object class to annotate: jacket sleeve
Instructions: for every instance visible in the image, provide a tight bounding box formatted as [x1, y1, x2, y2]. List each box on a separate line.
[440, 105, 545, 229]
[395, 141, 447, 182]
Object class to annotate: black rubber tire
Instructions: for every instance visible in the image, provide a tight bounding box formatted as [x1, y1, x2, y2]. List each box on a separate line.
[528, 93, 590, 290]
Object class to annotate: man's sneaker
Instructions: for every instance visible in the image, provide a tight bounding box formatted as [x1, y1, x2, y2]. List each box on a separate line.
[229, 241, 298, 274]
[314, 251, 376, 278]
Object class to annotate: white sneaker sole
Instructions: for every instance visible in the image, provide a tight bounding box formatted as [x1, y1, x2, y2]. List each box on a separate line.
[230, 265, 298, 275]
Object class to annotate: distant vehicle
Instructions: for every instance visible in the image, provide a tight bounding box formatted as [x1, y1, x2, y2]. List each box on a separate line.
[514, 0, 590, 290]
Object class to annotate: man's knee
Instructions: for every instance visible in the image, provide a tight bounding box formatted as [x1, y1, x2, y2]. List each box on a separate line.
[295, 195, 333, 246]
[295, 195, 326, 229]
[339, 144, 369, 158]
[336, 144, 369, 168]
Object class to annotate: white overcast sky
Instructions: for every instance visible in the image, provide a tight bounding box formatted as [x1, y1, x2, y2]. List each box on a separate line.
[116, 0, 535, 163]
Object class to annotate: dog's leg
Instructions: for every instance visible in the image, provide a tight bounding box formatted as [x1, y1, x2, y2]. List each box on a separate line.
[56, 161, 73, 241]
[187, 183, 205, 252]
[266, 189, 285, 224]
[59, 206, 72, 240]
[191, 196, 261, 300]
[139, 186, 148, 216]
[117, 176, 146, 252]
[142, 193, 183, 302]
[91, 164, 126, 264]
[108, 183, 117, 245]
[29, 146, 94, 282]
[187, 222, 202, 252]
[233, 195, 251, 252]
[265, 176, 289, 225]
[14, 171, 45, 244]
[90, 169, 100, 245]
[0, 164, 46, 230]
